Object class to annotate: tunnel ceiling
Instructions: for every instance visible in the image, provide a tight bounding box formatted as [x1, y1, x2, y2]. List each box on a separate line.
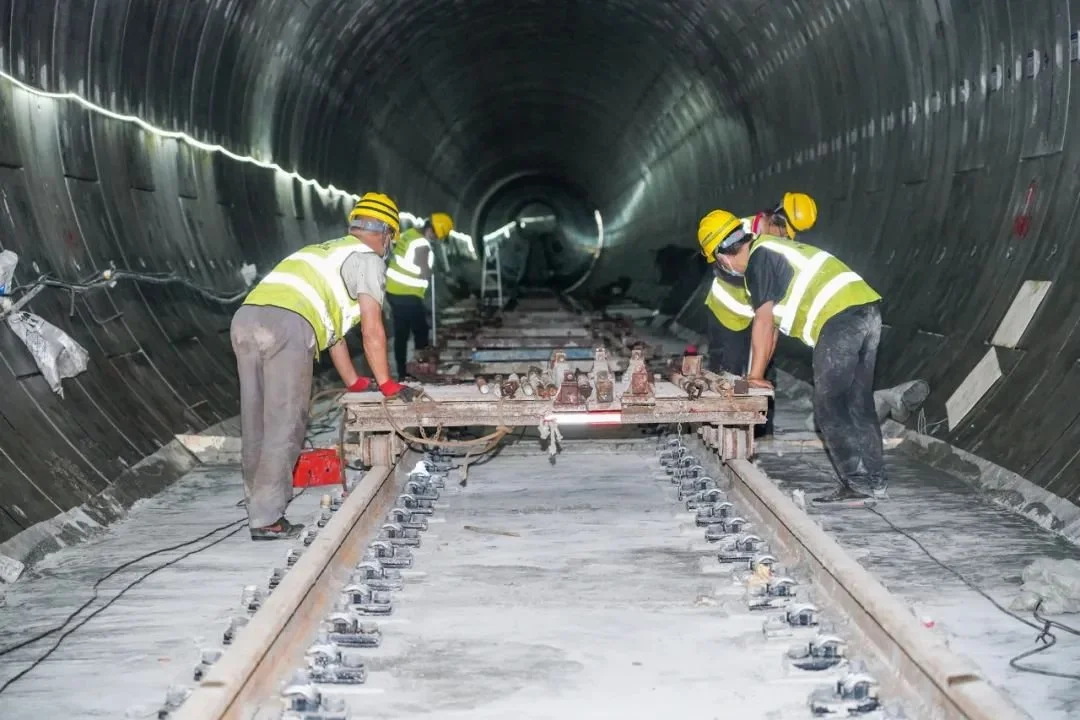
[2, 0, 1080, 548]
[297, 0, 755, 215]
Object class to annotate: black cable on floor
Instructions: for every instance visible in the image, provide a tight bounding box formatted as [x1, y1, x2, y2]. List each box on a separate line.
[0, 517, 246, 694]
[865, 505, 1080, 681]
[787, 455, 1080, 680]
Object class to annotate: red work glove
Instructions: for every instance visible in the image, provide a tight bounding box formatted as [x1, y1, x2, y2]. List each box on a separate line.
[379, 380, 421, 402]
[348, 377, 374, 393]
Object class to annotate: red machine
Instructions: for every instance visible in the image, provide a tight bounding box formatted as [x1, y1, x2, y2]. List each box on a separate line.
[292, 449, 344, 489]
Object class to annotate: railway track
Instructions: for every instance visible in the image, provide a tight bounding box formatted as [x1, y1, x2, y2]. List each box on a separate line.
[165, 296, 1029, 720]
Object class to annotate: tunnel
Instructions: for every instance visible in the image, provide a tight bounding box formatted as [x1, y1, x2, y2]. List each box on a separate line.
[0, 0, 1077, 549]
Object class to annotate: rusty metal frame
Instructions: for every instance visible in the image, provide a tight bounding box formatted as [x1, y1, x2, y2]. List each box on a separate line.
[340, 388, 767, 435]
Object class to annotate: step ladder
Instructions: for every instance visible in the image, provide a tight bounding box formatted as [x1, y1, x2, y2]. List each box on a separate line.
[480, 240, 503, 310]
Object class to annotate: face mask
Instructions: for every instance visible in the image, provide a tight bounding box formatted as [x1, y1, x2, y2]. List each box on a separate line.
[715, 255, 743, 278]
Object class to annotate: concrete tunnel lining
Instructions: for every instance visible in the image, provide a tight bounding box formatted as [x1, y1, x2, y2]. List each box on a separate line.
[0, 0, 1079, 548]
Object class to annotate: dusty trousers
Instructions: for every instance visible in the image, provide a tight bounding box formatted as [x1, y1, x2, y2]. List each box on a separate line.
[707, 322, 776, 436]
[230, 305, 315, 528]
[387, 293, 429, 378]
[812, 302, 886, 494]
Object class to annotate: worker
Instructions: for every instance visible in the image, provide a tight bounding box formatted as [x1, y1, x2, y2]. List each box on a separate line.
[698, 193, 818, 438]
[231, 192, 421, 540]
[705, 200, 886, 506]
[385, 213, 454, 379]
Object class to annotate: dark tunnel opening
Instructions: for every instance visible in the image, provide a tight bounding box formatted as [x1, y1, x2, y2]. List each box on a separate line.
[1, 0, 1080, 547]
[473, 173, 599, 294]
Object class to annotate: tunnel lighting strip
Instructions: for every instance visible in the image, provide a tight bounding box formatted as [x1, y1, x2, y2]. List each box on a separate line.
[562, 210, 604, 295]
[0, 70, 479, 260]
[482, 221, 518, 244]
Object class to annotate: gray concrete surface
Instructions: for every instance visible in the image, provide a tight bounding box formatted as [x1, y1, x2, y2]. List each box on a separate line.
[756, 411, 1080, 719]
[0, 465, 323, 719]
[346, 449, 839, 720]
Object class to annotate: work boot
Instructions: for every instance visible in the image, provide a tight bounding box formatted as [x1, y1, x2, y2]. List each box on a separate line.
[810, 485, 874, 507]
[251, 517, 305, 541]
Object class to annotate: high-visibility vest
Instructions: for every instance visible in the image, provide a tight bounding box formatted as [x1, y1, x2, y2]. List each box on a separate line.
[242, 237, 374, 355]
[705, 278, 755, 331]
[747, 235, 881, 347]
[385, 228, 431, 298]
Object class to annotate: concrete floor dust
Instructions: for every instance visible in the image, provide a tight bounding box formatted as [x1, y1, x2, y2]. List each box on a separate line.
[758, 383, 1080, 720]
[348, 450, 832, 720]
[0, 465, 322, 719]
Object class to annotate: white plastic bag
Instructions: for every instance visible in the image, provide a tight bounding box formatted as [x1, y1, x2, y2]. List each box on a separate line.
[6, 311, 89, 398]
[0, 249, 18, 293]
[1010, 558, 1080, 614]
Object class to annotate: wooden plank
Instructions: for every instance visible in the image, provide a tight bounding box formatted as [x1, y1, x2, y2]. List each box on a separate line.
[722, 456, 1029, 720]
[172, 457, 410, 720]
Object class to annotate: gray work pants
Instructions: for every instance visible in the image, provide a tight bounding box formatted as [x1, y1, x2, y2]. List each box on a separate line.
[230, 305, 315, 528]
[812, 302, 886, 494]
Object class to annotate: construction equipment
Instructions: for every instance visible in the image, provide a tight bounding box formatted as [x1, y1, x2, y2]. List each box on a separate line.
[292, 449, 344, 489]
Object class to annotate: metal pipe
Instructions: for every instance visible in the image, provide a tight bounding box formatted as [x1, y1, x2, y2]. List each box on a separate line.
[430, 272, 437, 347]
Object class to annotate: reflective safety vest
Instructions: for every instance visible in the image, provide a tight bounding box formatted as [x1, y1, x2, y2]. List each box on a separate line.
[385, 228, 431, 298]
[705, 277, 755, 332]
[243, 237, 373, 355]
[747, 235, 881, 347]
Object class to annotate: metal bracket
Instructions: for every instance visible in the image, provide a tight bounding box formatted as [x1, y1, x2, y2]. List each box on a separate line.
[622, 347, 655, 406]
[591, 347, 614, 405]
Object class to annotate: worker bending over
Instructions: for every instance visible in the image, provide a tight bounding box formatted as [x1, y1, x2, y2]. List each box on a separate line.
[698, 192, 818, 438]
[704, 203, 886, 505]
[232, 193, 420, 540]
[385, 213, 454, 378]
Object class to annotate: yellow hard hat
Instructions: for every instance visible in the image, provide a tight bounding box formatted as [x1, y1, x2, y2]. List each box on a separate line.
[429, 213, 454, 241]
[349, 192, 400, 238]
[777, 192, 818, 237]
[697, 209, 744, 263]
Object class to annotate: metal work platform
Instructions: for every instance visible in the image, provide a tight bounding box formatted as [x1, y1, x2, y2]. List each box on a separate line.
[352, 295, 770, 466]
[341, 381, 766, 436]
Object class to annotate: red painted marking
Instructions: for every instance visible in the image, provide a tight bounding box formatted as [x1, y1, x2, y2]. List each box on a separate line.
[1013, 181, 1037, 238]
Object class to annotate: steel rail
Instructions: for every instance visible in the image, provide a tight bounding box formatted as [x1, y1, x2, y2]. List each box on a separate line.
[716, 450, 1030, 720]
[172, 455, 411, 720]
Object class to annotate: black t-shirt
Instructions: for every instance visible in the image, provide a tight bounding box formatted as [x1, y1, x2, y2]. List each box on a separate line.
[745, 246, 794, 310]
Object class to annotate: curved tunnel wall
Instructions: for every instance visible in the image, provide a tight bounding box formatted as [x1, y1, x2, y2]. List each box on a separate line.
[0, 0, 1078, 543]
